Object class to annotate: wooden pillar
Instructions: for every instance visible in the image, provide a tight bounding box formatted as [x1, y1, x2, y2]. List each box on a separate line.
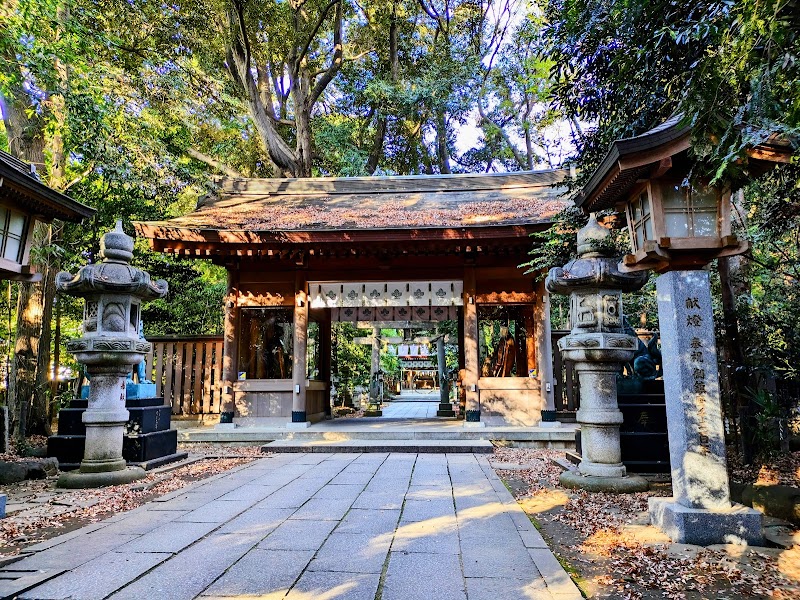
[291, 273, 309, 423]
[534, 278, 556, 412]
[219, 267, 239, 424]
[457, 307, 465, 369]
[463, 267, 480, 422]
[370, 326, 380, 400]
[320, 316, 332, 417]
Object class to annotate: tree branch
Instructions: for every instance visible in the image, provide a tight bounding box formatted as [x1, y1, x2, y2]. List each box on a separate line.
[293, 0, 340, 81]
[308, 0, 344, 107]
[227, 1, 298, 175]
[186, 148, 246, 178]
[477, 99, 527, 169]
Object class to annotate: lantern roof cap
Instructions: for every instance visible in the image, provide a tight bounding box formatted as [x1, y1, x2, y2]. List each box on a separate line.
[576, 114, 796, 213]
[100, 220, 135, 263]
[56, 223, 168, 299]
[575, 115, 692, 213]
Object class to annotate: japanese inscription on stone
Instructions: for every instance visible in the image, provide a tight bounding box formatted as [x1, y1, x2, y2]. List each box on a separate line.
[685, 296, 710, 451]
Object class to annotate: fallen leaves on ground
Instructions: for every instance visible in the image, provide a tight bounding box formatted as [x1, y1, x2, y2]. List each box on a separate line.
[0, 448, 263, 554]
[729, 449, 800, 487]
[492, 447, 800, 600]
[176, 443, 265, 457]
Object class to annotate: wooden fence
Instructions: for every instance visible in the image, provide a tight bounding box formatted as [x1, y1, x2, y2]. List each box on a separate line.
[551, 330, 579, 412]
[144, 330, 654, 416]
[144, 336, 224, 415]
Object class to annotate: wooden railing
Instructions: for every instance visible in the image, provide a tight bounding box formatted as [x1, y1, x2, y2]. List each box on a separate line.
[144, 336, 224, 415]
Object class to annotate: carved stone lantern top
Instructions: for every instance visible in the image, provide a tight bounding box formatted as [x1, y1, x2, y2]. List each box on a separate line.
[56, 221, 168, 300]
[546, 214, 648, 297]
[546, 214, 647, 360]
[56, 222, 167, 368]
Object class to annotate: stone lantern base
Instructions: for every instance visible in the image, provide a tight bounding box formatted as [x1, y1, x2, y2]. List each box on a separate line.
[649, 497, 763, 546]
[559, 470, 648, 494]
[57, 466, 145, 489]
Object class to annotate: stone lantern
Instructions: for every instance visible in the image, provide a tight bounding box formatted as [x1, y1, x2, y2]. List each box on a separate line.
[572, 116, 789, 544]
[546, 215, 649, 492]
[56, 222, 168, 488]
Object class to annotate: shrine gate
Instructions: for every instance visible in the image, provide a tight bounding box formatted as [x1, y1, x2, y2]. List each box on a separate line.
[136, 169, 570, 427]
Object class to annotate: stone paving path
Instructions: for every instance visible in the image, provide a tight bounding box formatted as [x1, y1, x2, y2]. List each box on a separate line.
[9, 453, 582, 600]
[379, 399, 441, 419]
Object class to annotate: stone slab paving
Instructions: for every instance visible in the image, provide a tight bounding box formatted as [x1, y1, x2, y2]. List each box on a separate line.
[379, 399, 440, 418]
[6, 452, 582, 600]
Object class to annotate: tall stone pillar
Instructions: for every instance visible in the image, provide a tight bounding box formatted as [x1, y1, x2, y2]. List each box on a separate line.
[546, 215, 648, 492]
[290, 276, 310, 428]
[436, 334, 454, 417]
[649, 270, 762, 545]
[370, 326, 381, 400]
[463, 268, 481, 425]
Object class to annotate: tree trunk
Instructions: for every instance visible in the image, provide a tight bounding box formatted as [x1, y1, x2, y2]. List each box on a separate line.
[3, 86, 48, 444]
[721, 189, 754, 462]
[366, 11, 398, 175]
[293, 71, 314, 178]
[436, 112, 451, 174]
[366, 116, 387, 175]
[2, 89, 46, 170]
[11, 278, 43, 442]
[718, 256, 750, 458]
[226, 8, 298, 176]
[31, 231, 56, 436]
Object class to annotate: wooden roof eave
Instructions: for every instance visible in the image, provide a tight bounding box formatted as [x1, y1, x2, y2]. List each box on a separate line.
[576, 120, 692, 213]
[134, 221, 554, 254]
[0, 162, 96, 222]
[577, 117, 797, 213]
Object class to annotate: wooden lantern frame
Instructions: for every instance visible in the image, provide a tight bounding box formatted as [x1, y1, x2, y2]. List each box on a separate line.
[575, 115, 793, 273]
[616, 163, 744, 272]
[0, 151, 95, 281]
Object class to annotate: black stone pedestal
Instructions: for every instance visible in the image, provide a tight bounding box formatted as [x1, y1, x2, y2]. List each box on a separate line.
[48, 397, 187, 471]
[436, 403, 455, 417]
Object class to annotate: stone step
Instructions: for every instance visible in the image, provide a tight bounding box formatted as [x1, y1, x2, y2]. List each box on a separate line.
[181, 426, 578, 445]
[262, 439, 494, 454]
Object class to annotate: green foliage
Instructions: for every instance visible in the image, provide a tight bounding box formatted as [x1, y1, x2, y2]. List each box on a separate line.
[134, 250, 226, 336]
[521, 206, 588, 276]
[332, 323, 370, 389]
[745, 387, 787, 458]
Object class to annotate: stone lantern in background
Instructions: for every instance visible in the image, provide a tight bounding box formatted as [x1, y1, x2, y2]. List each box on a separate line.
[546, 215, 649, 492]
[573, 115, 792, 545]
[56, 222, 168, 488]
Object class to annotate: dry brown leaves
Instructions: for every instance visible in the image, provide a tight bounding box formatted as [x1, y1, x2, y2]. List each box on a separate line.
[492, 448, 800, 600]
[553, 489, 658, 540]
[176, 443, 265, 457]
[0, 455, 258, 552]
[186, 197, 565, 231]
[605, 542, 795, 599]
[0, 435, 50, 461]
[492, 446, 563, 493]
[729, 450, 800, 487]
